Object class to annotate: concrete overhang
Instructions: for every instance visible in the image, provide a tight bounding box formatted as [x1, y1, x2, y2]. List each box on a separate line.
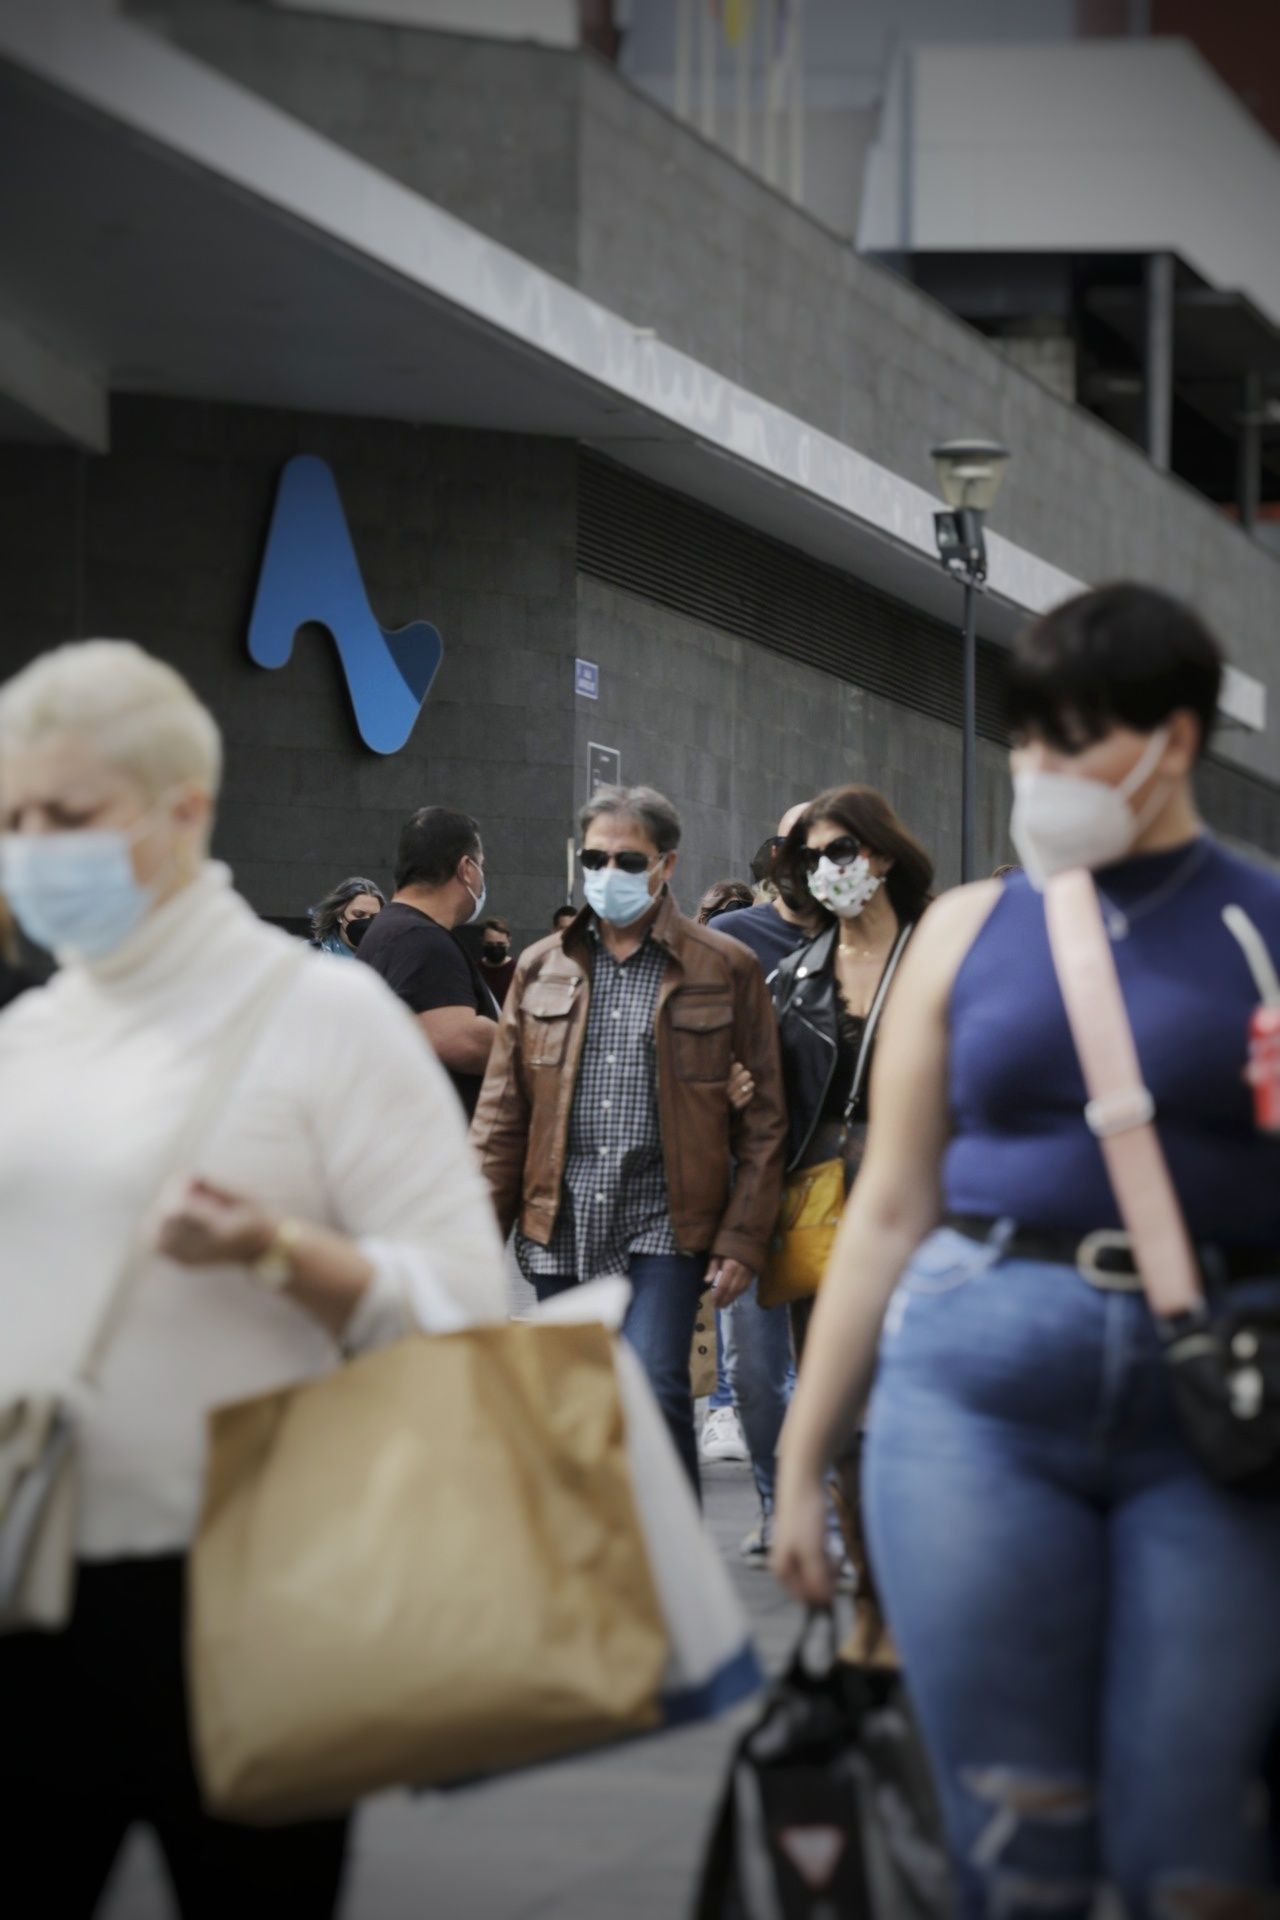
[0, 301, 108, 450]
[0, 1, 1265, 738]
[860, 39, 1280, 335]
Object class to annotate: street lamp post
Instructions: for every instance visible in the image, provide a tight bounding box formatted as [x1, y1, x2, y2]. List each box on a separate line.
[929, 440, 1010, 883]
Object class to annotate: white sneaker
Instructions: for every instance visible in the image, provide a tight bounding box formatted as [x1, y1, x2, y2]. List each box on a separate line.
[700, 1406, 748, 1463]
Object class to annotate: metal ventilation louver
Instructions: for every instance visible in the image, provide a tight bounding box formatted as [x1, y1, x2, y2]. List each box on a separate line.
[577, 450, 1011, 741]
[576, 451, 1280, 856]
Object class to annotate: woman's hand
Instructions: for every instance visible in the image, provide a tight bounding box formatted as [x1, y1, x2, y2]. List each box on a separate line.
[156, 1179, 375, 1340]
[155, 1177, 276, 1269]
[771, 1471, 836, 1607]
[728, 1059, 755, 1112]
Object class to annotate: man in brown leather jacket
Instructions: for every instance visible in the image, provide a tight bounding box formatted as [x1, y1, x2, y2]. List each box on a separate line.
[471, 785, 786, 1487]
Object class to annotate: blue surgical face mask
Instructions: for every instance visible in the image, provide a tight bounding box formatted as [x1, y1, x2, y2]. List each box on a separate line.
[1, 823, 160, 961]
[583, 861, 662, 928]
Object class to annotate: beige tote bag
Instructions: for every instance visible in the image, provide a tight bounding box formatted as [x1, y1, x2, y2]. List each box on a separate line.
[189, 1319, 669, 1824]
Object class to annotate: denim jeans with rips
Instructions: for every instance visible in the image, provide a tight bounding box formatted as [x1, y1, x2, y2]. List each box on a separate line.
[864, 1226, 1280, 1919]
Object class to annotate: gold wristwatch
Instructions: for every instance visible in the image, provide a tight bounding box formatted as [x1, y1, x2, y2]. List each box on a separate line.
[251, 1216, 305, 1291]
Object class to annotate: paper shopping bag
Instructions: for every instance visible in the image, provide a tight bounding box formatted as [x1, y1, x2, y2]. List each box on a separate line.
[189, 1321, 668, 1823]
[530, 1280, 761, 1730]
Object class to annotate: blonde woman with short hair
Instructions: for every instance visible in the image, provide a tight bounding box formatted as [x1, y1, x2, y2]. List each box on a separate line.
[0, 639, 506, 1917]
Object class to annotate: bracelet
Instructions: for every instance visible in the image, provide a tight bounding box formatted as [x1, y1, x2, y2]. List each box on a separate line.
[250, 1216, 305, 1292]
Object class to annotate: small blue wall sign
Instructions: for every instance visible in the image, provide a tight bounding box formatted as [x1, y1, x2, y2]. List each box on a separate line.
[574, 658, 600, 700]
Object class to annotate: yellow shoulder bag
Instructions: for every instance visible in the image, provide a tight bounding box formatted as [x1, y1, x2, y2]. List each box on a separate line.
[758, 924, 912, 1310]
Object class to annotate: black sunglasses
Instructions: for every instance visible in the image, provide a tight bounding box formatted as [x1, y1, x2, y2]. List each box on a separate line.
[579, 848, 654, 874]
[796, 835, 863, 873]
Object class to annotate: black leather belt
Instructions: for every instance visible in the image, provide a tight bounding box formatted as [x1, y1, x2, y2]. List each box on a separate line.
[943, 1213, 1280, 1291]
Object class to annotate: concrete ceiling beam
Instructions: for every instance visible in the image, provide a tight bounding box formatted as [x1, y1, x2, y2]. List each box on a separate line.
[0, 300, 108, 452]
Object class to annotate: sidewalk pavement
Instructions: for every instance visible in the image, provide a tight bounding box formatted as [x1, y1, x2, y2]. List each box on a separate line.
[101, 1456, 797, 1920]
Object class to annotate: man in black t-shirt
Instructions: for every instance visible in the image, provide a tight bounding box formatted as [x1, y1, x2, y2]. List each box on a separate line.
[357, 807, 498, 1117]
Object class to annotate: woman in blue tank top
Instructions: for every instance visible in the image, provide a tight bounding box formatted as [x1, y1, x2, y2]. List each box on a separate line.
[773, 584, 1280, 1916]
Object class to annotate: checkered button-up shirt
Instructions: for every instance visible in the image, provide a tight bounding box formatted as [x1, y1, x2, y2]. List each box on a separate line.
[516, 926, 679, 1282]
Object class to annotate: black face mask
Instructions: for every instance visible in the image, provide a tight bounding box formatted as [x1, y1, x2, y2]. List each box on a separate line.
[482, 944, 509, 965]
[344, 916, 373, 950]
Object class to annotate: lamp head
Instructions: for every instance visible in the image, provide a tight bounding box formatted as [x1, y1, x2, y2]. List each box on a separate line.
[930, 439, 1010, 513]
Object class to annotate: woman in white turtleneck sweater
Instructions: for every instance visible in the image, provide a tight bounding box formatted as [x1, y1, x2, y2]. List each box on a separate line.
[0, 640, 506, 1917]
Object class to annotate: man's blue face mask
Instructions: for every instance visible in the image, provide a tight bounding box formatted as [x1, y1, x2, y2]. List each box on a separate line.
[582, 860, 662, 928]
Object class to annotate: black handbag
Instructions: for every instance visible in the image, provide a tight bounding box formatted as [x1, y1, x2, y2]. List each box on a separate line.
[692, 1611, 949, 1920]
[1161, 1301, 1280, 1495]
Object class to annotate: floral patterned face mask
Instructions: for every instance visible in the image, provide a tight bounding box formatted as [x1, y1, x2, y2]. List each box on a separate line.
[807, 853, 884, 920]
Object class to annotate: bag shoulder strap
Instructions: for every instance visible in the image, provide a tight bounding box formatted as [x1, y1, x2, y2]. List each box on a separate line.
[1042, 870, 1201, 1318]
[843, 921, 914, 1127]
[81, 945, 309, 1383]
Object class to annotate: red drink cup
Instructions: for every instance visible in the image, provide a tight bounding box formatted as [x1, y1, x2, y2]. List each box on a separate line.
[1247, 1005, 1280, 1134]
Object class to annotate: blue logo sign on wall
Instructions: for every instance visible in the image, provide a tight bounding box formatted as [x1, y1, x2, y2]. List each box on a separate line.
[248, 455, 443, 755]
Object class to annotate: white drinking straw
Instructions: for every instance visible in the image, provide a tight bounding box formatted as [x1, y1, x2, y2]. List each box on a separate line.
[1223, 905, 1280, 1007]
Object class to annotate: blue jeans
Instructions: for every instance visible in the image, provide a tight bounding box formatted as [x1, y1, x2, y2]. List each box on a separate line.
[865, 1227, 1280, 1917]
[534, 1253, 706, 1491]
[708, 1312, 733, 1411]
[722, 1282, 795, 1511]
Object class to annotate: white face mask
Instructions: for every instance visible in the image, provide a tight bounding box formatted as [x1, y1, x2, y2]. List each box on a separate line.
[1010, 728, 1170, 888]
[461, 856, 487, 927]
[807, 853, 884, 920]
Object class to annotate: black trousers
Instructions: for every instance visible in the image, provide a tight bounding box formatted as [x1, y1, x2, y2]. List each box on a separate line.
[0, 1555, 349, 1919]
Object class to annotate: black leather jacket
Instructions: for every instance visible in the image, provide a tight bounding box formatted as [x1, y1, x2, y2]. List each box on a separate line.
[769, 926, 844, 1170]
[769, 923, 914, 1172]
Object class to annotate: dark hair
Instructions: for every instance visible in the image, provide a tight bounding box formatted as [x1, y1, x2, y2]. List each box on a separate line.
[1006, 582, 1223, 758]
[749, 837, 783, 885]
[394, 807, 481, 892]
[697, 879, 754, 925]
[580, 784, 681, 854]
[482, 917, 509, 936]
[308, 875, 385, 945]
[779, 785, 934, 926]
[552, 903, 577, 928]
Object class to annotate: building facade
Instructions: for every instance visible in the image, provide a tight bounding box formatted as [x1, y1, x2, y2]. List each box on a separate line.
[0, 1, 1276, 948]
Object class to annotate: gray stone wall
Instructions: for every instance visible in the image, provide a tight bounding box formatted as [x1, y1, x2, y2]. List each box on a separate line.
[8, 398, 1271, 954]
[0, 399, 580, 947]
[573, 575, 1013, 912]
[0, 394, 1012, 964]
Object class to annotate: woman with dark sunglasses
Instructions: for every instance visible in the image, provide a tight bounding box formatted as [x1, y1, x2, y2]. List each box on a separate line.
[769, 786, 935, 1356]
[766, 787, 934, 1621]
